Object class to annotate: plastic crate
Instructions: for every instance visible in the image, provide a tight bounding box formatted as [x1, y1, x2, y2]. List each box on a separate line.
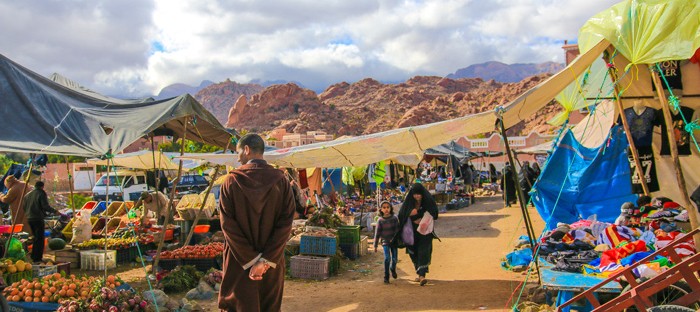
[329, 255, 341, 276]
[32, 265, 57, 278]
[82, 201, 98, 210]
[7, 301, 61, 311]
[0, 224, 23, 234]
[359, 236, 368, 257]
[80, 250, 117, 270]
[116, 247, 133, 264]
[339, 242, 360, 260]
[103, 201, 124, 217]
[91, 201, 107, 215]
[290, 255, 330, 280]
[337, 225, 361, 245]
[299, 235, 337, 256]
[158, 259, 181, 271]
[4, 270, 32, 284]
[182, 258, 219, 271]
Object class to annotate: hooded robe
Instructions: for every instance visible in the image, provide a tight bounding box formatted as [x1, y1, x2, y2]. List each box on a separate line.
[218, 159, 295, 312]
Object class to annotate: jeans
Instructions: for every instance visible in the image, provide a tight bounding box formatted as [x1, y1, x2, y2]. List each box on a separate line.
[28, 219, 45, 263]
[383, 245, 398, 278]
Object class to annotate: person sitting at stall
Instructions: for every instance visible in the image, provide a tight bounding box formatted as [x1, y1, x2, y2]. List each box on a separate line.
[134, 191, 170, 226]
[23, 181, 60, 263]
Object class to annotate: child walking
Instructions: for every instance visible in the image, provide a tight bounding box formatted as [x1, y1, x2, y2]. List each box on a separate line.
[374, 201, 400, 284]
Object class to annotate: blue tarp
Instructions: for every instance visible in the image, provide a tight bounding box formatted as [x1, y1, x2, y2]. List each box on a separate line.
[531, 126, 638, 230]
[322, 168, 343, 194]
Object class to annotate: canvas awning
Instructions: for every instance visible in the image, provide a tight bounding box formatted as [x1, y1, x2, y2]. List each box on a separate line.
[0, 55, 234, 157]
[87, 150, 182, 170]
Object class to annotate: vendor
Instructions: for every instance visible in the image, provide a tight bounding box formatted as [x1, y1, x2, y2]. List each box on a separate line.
[134, 191, 170, 225]
[0, 176, 31, 236]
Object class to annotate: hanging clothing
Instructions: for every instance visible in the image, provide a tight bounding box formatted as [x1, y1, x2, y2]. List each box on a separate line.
[627, 146, 659, 193]
[298, 169, 308, 189]
[657, 106, 695, 156]
[623, 107, 658, 147]
[652, 60, 683, 91]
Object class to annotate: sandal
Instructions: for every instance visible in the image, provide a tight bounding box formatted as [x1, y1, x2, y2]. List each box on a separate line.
[419, 276, 427, 286]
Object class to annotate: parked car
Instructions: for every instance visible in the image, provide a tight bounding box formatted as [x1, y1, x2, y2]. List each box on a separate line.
[169, 174, 209, 198]
[92, 170, 148, 201]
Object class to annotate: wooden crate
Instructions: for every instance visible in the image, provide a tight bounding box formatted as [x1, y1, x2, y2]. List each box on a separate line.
[44, 249, 80, 269]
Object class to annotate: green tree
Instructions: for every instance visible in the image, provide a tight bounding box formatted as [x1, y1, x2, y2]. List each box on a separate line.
[158, 139, 222, 153]
[0, 155, 17, 174]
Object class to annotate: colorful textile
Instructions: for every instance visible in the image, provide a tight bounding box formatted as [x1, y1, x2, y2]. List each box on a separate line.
[598, 240, 650, 272]
[598, 225, 636, 248]
[655, 231, 695, 257]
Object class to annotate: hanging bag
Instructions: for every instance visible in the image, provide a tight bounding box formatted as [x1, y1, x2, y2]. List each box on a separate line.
[401, 220, 414, 246]
[417, 213, 434, 235]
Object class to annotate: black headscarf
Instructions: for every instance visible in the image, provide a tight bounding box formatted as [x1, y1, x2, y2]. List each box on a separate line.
[397, 183, 439, 226]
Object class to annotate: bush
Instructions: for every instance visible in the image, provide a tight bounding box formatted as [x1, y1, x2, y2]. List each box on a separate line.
[69, 193, 93, 210]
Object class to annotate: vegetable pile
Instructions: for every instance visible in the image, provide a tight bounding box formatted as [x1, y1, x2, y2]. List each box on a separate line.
[159, 265, 203, 293]
[160, 242, 224, 259]
[202, 269, 223, 288]
[57, 286, 150, 312]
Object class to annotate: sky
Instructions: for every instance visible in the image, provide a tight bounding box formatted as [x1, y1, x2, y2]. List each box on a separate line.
[0, 0, 619, 97]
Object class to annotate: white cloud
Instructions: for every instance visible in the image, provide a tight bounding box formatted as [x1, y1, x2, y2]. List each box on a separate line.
[0, 0, 620, 96]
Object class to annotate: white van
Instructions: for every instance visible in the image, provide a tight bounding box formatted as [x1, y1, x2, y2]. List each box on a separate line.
[92, 170, 148, 201]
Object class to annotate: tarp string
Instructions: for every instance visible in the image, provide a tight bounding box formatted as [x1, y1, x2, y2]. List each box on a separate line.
[654, 63, 700, 153]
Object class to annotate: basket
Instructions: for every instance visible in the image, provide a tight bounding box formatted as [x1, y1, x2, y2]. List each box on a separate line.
[91, 201, 107, 215]
[290, 255, 330, 280]
[299, 235, 337, 256]
[182, 258, 219, 271]
[3, 270, 33, 284]
[158, 259, 181, 271]
[337, 225, 361, 245]
[103, 201, 124, 217]
[32, 265, 58, 278]
[359, 236, 368, 257]
[339, 242, 360, 260]
[80, 250, 117, 270]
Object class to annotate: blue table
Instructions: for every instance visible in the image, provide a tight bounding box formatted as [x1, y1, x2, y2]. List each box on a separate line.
[539, 258, 622, 312]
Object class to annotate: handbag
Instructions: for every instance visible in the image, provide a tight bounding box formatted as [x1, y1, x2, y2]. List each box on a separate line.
[417, 213, 434, 235]
[401, 220, 414, 246]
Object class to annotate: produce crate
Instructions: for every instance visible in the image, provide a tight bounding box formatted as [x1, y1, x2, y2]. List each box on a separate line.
[91, 201, 107, 215]
[116, 247, 134, 264]
[44, 250, 80, 269]
[158, 259, 181, 271]
[339, 242, 360, 260]
[7, 301, 61, 312]
[104, 218, 122, 234]
[31, 265, 57, 278]
[80, 250, 117, 270]
[82, 201, 98, 210]
[337, 225, 361, 245]
[290, 255, 330, 280]
[103, 201, 124, 217]
[329, 255, 341, 276]
[359, 236, 368, 257]
[4, 270, 33, 284]
[299, 235, 337, 256]
[181, 258, 219, 271]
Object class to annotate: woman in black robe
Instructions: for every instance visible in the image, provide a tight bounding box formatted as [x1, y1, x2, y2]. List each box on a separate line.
[501, 163, 517, 207]
[397, 183, 439, 286]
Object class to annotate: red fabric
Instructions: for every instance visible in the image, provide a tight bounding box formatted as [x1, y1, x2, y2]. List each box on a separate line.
[691, 48, 700, 63]
[599, 240, 649, 269]
[298, 169, 308, 189]
[663, 201, 680, 209]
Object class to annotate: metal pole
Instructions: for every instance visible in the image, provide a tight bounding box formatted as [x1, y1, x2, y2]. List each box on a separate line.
[65, 157, 76, 216]
[184, 167, 220, 245]
[650, 68, 700, 246]
[153, 118, 188, 274]
[605, 54, 650, 195]
[104, 158, 111, 279]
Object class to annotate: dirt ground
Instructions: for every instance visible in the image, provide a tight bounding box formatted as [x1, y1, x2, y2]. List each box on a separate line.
[110, 196, 545, 312]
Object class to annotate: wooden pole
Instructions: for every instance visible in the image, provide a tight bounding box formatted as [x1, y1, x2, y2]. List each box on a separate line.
[605, 54, 651, 195]
[65, 157, 76, 216]
[184, 167, 220, 245]
[650, 68, 700, 245]
[2, 163, 33, 258]
[497, 118, 540, 283]
[153, 118, 188, 274]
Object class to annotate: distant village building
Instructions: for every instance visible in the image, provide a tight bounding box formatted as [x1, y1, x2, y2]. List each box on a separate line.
[266, 129, 334, 148]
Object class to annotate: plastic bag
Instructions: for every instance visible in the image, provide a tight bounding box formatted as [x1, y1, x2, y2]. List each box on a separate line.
[401, 221, 414, 246]
[6, 237, 25, 260]
[417, 213, 434, 235]
[71, 212, 92, 245]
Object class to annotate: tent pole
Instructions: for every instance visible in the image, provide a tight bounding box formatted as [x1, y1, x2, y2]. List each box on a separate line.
[2, 162, 33, 258]
[150, 135, 164, 239]
[153, 118, 188, 274]
[605, 54, 650, 196]
[650, 68, 700, 245]
[104, 158, 111, 280]
[497, 118, 541, 283]
[185, 166, 220, 245]
[65, 157, 76, 216]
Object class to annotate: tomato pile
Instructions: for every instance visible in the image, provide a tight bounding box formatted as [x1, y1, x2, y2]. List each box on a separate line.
[161, 242, 224, 259]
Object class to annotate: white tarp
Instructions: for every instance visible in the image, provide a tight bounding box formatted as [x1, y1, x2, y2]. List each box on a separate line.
[88, 150, 183, 170]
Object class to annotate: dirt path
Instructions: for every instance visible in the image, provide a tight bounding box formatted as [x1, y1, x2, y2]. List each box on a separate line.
[114, 196, 545, 311]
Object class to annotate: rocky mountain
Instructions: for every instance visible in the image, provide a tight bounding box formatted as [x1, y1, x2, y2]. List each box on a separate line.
[447, 61, 564, 83]
[155, 80, 215, 100]
[202, 75, 560, 137]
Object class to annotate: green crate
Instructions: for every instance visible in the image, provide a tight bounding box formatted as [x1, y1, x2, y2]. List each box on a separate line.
[4, 270, 33, 284]
[329, 255, 341, 276]
[337, 225, 360, 245]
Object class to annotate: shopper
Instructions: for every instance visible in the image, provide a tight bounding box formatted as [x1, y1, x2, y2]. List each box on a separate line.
[397, 183, 439, 286]
[0, 176, 31, 236]
[374, 200, 400, 284]
[218, 133, 295, 311]
[23, 181, 59, 263]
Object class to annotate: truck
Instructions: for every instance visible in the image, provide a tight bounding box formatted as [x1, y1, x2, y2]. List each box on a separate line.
[92, 169, 148, 201]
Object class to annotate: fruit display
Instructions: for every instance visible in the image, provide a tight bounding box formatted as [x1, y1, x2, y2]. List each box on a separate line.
[160, 242, 224, 260]
[75, 237, 137, 250]
[1, 273, 104, 303]
[57, 286, 150, 312]
[0, 258, 32, 275]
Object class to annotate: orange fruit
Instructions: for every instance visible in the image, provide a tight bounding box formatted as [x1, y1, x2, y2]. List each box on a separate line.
[33, 297, 40, 302]
[33, 290, 42, 297]
[33, 282, 41, 289]
[41, 296, 49, 303]
[11, 295, 20, 302]
[66, 289, 75, 297]
[49, 286, 56, 293]
[24, 296, 32, 302]
[58, 289, 66, 297]
[24, 290, 32, 297]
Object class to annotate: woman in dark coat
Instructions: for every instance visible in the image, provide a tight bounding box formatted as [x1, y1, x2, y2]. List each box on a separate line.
[519, 161, 536, 205]
[397, 183, 439, 286]
[501, 163, 517, 207]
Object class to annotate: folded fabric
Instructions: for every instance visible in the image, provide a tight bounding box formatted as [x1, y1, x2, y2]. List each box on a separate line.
[599, 240, 650, 271]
